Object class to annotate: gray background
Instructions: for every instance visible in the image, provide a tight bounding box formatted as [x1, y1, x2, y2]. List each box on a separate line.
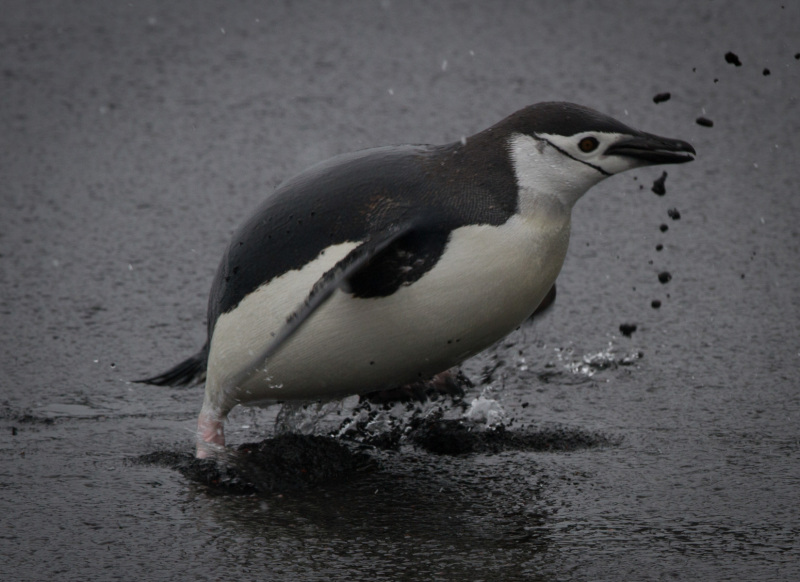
[1, 1, 798, 580]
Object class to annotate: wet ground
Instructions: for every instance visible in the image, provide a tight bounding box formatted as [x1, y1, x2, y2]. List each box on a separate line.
[2, 1, 799, 580]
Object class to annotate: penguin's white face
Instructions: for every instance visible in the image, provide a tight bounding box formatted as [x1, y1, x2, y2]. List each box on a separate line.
[535, 131, 647, 176]
[508, 132, 615, 212]
[508, 129, 695, 213]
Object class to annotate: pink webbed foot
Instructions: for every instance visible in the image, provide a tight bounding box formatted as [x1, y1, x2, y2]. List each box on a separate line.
[196, 410, 225, 459]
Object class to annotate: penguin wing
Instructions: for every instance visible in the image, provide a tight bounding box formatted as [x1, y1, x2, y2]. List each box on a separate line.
[260, 221, 417, 360]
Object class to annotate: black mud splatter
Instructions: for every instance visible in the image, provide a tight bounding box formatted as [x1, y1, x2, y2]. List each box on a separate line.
[725, 51, 742, 66]
[619, 323, 638, 337]
[137, 416, 619, 493]
[696, 116, 714, 127]
[408, 419, 617, 456]
[137, 435, 376, 495]
[652, 171, 668, 195]
[653, 92, 671, 104]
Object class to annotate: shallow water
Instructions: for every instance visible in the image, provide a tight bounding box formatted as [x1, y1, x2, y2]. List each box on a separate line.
[2, 1, 799, 580]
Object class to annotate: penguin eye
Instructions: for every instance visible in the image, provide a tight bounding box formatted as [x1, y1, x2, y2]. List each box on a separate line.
[578, 136, 599, 153]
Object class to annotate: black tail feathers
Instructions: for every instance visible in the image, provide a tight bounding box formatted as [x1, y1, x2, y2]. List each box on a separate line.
[135, 346, 208, 387]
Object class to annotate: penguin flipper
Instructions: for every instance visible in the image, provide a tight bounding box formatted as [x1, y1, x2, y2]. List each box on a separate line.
[260, 222, 416, 361]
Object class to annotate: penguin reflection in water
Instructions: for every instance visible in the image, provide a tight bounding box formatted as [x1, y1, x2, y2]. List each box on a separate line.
[139, 102, 695, 458]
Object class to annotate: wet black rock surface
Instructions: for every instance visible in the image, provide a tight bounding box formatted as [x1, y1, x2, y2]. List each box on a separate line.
[139, 435, 376, 495]
[3, 2, 799, 581]
[139, 420, 615, 494]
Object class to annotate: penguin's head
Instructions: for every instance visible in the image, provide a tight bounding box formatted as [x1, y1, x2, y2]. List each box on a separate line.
[499, 102, 695, 210]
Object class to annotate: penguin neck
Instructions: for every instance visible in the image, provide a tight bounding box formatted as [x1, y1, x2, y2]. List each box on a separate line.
[506, 133, 606, 219]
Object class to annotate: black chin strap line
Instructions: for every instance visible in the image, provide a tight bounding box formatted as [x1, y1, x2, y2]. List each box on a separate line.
[535, 134, 611, 177]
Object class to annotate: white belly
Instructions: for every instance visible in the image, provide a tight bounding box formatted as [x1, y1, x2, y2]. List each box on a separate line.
[205, 213, 570, 414]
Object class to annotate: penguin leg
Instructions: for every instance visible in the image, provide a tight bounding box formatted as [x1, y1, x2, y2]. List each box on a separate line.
[430, 369, 467, 394]
[423, 369, 468, 400]
[196, 406, 225, 459]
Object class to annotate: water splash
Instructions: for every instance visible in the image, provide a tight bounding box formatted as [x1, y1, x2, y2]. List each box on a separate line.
[464, 395, 506, 428]
[556, 342, 643, 377]
[274, 395, 361, 435]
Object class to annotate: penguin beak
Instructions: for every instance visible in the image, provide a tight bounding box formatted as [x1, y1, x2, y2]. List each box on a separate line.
[605, 133, 696, 164]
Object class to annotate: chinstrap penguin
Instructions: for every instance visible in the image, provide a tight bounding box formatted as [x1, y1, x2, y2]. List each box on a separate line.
[138, 102, 696, 458]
